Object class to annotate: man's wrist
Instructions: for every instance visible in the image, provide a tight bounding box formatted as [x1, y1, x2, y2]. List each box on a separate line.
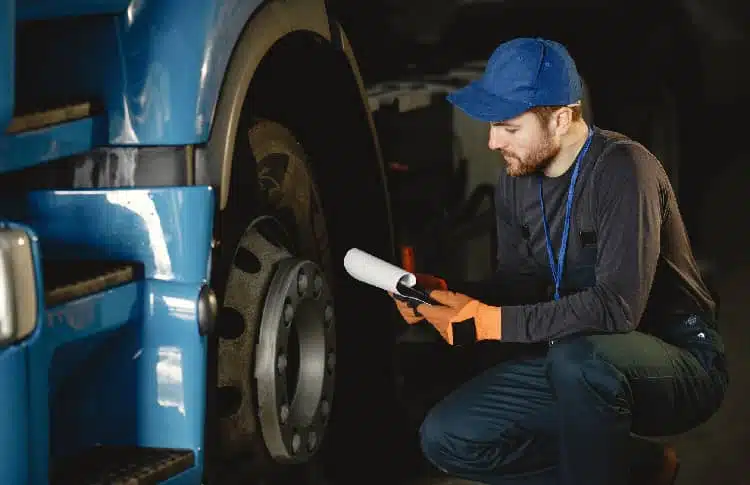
[475, 302, 502, 341]
[449, 300, 502, 344]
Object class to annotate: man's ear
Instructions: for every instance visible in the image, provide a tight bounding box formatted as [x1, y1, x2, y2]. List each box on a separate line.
[553, 107, 573, 135]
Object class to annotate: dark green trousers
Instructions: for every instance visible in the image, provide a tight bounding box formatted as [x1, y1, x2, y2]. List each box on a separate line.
[415, 314, 728, 485]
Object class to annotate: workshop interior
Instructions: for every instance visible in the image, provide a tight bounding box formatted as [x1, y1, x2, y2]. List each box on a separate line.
[0, 0, 747, 484]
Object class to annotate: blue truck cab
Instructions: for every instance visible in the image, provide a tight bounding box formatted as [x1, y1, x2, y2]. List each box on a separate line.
[0, 1, 396, 483]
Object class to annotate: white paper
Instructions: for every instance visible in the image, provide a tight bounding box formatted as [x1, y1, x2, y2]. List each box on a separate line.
[343, 248, 416, 294]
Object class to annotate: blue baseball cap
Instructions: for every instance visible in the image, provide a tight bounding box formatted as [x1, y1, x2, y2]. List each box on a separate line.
[447, 38, 583, 123]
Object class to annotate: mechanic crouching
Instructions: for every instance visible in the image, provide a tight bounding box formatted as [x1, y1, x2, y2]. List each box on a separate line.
[392, 37, 728, 485]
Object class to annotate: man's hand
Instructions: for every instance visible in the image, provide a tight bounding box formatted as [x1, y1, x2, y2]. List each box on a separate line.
[391, 294, 424, 324]
[417, 290, 502, 345]
[415, 290, 473, 343]
[390, 273, 449, 325]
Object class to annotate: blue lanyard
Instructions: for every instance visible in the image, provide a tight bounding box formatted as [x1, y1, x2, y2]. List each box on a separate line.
[539, 126, 595, 300]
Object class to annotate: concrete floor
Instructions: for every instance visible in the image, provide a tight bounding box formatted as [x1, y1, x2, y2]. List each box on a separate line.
[672, 158, 750, 485]
[671, 265, 749, 485]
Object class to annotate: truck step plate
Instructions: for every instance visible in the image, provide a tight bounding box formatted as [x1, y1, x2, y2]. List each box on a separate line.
[6, 102, 94, 134]
[51, 446, 195, 485]
[44, 261, 141, 307]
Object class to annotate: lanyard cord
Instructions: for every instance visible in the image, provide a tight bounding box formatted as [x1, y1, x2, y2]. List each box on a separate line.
[539, 126, 595, 300]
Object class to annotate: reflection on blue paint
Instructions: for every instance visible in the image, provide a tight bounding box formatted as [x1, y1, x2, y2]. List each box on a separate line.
[0, 186, 214, 283]
[157, 346, 186, 416]
[138, 280, 205, 453]
[105, 190, 175, 280]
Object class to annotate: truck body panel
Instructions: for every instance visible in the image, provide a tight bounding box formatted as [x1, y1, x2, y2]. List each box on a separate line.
[3, 0, 267, 149]
[1, 115, 108, 174]
[0, 0, 391, 481]
[2, 0, 336, 175]
[0, 187, 214, 484]
[0, 345, 30, 485]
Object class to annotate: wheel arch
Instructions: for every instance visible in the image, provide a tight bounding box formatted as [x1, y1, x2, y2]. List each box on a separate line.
[203, 7, 401, 479]
[202, 0, 394, 262]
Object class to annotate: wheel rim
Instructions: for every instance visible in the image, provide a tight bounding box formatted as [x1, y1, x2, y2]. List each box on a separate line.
[216, 215, 336, 466]
[255, 258, 335, 463]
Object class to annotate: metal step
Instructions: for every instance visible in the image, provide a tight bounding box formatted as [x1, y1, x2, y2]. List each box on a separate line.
[43, 260, 142, 308]
[50, 446, 195, 485]
[6, 101, 93, 134]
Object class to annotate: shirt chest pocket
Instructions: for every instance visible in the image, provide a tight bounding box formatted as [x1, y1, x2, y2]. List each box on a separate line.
[560, 230, 598, 295]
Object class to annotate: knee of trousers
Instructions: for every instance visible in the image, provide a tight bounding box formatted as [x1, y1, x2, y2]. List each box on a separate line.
[419, 404, 519, 475]
[546, 336, 633, 410]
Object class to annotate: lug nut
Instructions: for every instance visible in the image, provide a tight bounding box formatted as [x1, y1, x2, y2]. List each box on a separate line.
[292, 433, 301, 453]
[277, 354, 287, 374]
[324, 304, 334, 324]
[284, 302, 294, 324]
[280, 404, 290, 424]
[320, 400, 330, 417]
[297, 271, 309, 295]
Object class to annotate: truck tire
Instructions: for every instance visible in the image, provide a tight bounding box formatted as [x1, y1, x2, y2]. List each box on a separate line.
[207, 119, 336, 484]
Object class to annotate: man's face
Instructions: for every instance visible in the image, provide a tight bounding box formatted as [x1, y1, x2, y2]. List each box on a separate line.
[488, 111, 561, 176]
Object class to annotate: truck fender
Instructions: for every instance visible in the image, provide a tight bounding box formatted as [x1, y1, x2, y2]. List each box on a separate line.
[204, 0, 378, 211]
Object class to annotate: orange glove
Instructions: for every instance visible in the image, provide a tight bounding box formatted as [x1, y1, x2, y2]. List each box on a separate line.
[390, 273, 448, 324]
[392, 296, 424, 324]
[416, 290, 502, 345]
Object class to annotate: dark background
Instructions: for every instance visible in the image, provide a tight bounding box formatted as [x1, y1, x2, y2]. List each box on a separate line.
[329, 1, 749, 483]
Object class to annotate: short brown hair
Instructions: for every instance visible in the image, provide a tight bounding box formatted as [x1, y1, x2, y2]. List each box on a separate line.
[530, 104, 583, 124]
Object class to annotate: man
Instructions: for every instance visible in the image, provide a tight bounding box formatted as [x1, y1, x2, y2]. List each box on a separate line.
[392, 37, 728, 485]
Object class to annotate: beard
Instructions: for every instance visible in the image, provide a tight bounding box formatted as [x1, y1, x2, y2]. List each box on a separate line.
[502, 133, 561, 177]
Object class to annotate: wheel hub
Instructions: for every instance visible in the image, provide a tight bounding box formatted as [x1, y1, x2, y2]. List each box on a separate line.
[216, 216, 336, 466]
[255, 258, 336, 463]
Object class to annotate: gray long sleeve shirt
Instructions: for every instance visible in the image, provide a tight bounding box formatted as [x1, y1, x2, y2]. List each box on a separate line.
[452, 128, 715, 343]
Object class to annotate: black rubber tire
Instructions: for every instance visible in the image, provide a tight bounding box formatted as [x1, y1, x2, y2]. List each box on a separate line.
[205, 119, 334, 485]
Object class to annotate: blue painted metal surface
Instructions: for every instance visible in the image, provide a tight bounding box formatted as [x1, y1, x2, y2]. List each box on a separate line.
[1, 0, 273, 173]
[0, 221, 45, 485]
[161, 467, 207, 485]
[9, 0, 263, 148]
[0, 186, 214, 485]
[0, 346, 30, 485]
[0, 115, 108, 173]
[41, 282, 143, 481]
[136, 280, 207, 455]
[4, 186, 215, 282]
[111, 0, 264, 145]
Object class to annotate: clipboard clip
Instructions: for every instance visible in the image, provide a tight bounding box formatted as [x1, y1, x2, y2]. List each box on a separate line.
[393, 282, 441, 316]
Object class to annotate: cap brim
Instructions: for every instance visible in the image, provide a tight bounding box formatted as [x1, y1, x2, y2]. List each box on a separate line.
[446, 81, 531, 123]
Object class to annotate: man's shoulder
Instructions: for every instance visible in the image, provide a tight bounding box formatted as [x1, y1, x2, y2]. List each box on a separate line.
[594, 128, 648, 158]
[591, 128, 665, 180]
[595, 128, 632, 144]
[587, 128, 670, 213]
